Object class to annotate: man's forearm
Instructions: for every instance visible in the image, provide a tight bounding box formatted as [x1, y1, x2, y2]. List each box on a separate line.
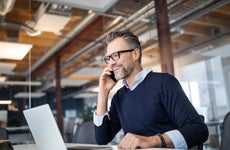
[96, 89, 109, 115]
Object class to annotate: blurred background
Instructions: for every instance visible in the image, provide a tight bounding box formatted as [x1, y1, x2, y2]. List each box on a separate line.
[0, 0, 230, 149]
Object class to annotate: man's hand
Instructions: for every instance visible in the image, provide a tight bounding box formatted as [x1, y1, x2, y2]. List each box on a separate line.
[117, 132, 174, 149]
[96, 66, 117, 116]
[99, 66, 117, 92]
[117, 133, 160, 149]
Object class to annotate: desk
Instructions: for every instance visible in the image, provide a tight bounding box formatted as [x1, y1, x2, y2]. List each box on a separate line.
[13, 143, 183, 150]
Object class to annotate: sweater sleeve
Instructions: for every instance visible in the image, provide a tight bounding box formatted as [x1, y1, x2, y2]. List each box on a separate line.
[94, 95, 122, 145]
[162, 74, 209, 148]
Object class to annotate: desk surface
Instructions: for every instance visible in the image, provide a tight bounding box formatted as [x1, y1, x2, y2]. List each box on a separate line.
[13, 143, 182, 150]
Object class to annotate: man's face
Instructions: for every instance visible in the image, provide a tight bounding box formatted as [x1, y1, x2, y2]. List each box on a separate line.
[106, 37, 136, 80]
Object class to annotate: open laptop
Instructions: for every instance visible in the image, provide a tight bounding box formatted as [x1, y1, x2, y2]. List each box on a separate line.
[23, 104, 112, 150]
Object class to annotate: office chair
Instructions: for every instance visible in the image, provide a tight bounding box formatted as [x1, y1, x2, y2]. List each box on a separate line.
[219, 112, 230, 150]
[72, 121, 97, 144]
[0, 128, 9, 140]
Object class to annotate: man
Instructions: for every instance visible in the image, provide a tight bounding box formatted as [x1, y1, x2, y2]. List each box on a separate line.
[8, 101, 19, 111]
[94, 31, 208, 149]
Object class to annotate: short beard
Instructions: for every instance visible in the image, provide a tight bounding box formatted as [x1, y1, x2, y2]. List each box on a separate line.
[117, 64, 135, 80]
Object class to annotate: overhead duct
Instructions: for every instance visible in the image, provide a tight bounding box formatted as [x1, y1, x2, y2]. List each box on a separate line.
[0, 21, 40, 36]
[0, 0, 40, 36]
[0, 0, 15, 16]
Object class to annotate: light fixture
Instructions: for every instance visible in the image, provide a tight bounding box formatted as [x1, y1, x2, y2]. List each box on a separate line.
[29, 3, 72, 35]
[0, 76, 6, 82]
[0, 41, 33, 60]
[14, 92, 46, 98]
[0, 62, 16, 74]
[73, 92, 98, 99]
[0, 81, 41, 86]
[0, 100, 12, 105]
[35, 0, 118, 13]
[86, 86, 99, 93]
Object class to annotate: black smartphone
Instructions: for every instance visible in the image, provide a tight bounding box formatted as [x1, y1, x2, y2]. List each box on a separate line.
[109, 71, 117, 82]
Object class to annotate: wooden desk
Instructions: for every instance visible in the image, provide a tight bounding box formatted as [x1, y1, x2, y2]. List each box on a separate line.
[13, 143, 182, 150]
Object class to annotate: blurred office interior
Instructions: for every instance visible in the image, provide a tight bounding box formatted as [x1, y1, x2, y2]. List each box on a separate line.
[0, 0, 230, 149]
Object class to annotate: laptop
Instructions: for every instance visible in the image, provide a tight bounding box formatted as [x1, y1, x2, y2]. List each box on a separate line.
[23, 104, 112, 150]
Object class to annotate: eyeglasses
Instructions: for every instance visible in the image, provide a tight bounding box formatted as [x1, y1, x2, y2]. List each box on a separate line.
[104, 49, 135, 64]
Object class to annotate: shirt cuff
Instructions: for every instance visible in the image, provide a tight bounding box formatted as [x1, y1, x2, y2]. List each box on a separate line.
[93, 111, 109, 126]
[165, 130, 188, 149]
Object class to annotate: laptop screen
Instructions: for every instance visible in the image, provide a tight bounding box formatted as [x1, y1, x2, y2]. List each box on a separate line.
[23, 104, 113, 150]
[23, 104, 67, 150]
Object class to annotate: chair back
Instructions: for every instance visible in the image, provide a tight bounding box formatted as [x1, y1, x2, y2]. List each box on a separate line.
[72, 121, 96, 144]
[0, 128, 9, 140]
[220, 112, 230, 150]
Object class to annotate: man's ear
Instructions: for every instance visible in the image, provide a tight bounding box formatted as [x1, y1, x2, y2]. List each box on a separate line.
[133, 48, 141, 61]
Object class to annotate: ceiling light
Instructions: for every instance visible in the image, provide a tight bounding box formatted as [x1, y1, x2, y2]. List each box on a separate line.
[0, 76, 6, 82]
[87, 86, 99, 93]
[72, 67, 103, 76]
[14, 92, 46, 98]
[31, 3, 71, 35]
[36, 0, 118, 12]
[73, 92, 98, 99]
[0, 100, 12, 105]
[0, 41, 32, 60]
[34, 13, 71, 34]
[0, 81, 41, 86]
[0, 62, 16, 74]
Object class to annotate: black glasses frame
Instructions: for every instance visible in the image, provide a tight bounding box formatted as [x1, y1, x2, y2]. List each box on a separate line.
[104, 49, 135, 64]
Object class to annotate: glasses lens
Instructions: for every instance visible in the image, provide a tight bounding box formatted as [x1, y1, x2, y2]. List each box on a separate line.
[111, 52, 119, 61]
[104, 56, 110, 64]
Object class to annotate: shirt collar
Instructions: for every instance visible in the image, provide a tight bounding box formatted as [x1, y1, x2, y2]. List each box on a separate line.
[122, 67, 152, 90]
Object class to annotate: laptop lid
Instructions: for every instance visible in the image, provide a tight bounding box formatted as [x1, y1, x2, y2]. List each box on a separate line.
[23, 104, 67, 150]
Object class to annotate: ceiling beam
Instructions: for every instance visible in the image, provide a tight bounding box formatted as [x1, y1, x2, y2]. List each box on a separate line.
[68, 75, 99, 80]
[172, 35, 193, 44]
[192, 13, 230, 29]
[214, 4, 230, 15]
[19, 32, 59, 47]
[183, 24, 212, 37]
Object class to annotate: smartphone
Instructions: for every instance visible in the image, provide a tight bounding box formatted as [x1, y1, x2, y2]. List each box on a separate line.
[109, 71, 117, 82]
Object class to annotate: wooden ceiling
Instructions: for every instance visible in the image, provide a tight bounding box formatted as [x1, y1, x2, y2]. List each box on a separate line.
[0, 0, 230, 95]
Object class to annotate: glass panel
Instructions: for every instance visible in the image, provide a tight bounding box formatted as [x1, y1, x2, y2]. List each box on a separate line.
[176, 55, 229, 121]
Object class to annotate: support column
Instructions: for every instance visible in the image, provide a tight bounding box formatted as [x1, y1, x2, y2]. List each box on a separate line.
[55, 55, 63, 133]
[155, 0, 174, 75]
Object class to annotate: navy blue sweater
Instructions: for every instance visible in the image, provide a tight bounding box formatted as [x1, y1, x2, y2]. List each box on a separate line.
[95, 72, 209, 148]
